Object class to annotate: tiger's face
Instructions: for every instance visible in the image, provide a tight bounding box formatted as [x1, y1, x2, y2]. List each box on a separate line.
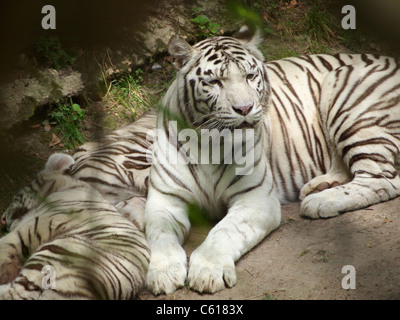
[1, 153, 75, 230]
[169, 27, 270, 130]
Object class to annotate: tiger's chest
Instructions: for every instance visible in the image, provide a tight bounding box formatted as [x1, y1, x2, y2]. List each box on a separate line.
[179, 163, 239, 219]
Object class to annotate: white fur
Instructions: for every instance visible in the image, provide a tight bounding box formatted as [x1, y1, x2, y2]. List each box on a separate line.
[145, 32, 281, 294]
[146, 38, 400, 295]
[0, 154, 150, 299]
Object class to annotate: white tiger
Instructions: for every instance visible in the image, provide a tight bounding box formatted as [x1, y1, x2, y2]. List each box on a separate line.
[0, 153, 149, 299]
[145, 26, 400, 295]
[1, 111, 156, 232]
[145, 28, 280, 295]
[70, 110, 156, 230]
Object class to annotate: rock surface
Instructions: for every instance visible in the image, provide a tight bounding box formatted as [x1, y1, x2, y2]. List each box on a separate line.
[0, 68, 83, 130]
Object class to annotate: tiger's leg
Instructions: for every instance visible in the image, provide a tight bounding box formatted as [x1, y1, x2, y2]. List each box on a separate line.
[300, 160, 400, 219]
[0, 237, 94, 300]
[0, 229, 36, 285]
[188, 183, 281, 293]
[115, 196, 146, 231]
[145, 190, 190, 295]
[0, 212, 71, 286]
[300, 62, 400, 219]
[299, 152, 351, 200]
[0, 250, 19, 285]
[0, 231, 37, 286]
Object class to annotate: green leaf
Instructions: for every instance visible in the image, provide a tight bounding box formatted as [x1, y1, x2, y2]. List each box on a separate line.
[54, 111, 63, 118]
[186, 202, 212, 227]
[226, 0, 263, 27]
[71, 103, 81, 112]
[209, 22, 221, 34]
[191, 15, 210, 26]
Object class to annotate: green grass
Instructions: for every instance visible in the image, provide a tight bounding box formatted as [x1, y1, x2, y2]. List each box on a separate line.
[304, 3, 335, 41]
[104, 73, 154, 121]
[262, 292, 276, 300]
[48, 98, 86, 149]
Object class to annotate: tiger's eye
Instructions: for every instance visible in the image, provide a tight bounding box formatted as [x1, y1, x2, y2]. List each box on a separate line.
[10, 206, 28, 221]
[207, 79, 222, 86]
[246, 73, 257, 81]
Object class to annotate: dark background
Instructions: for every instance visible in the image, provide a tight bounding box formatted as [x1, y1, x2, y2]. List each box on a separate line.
[0, 0, 399, 66]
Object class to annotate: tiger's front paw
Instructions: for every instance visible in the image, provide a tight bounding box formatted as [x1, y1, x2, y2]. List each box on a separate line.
[146, 249, 187, 295]
[299, 173, 350, 200]
[188, 248, 236, 294]
[0, 254, 20, 284]
[300, 189, 343, 219]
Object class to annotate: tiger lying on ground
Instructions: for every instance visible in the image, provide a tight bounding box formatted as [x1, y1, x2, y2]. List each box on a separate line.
[0, 111, 156, 232]
[2, 26, 398, 297]
[70, 110, 156, 230]
[0, 153, 149, 299]
[145, 26, 400, 295]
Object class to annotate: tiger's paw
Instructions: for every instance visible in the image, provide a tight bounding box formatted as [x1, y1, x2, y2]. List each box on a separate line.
[146, 251, 187, 295]
[299, 173, 350, 200]
[116, 197, 146, 231]
[188, 248, 236, 293]
[0, 254, 20, 284]
[300, 188, 345, 219]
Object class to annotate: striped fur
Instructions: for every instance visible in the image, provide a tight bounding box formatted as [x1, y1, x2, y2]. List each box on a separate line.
[70, 110, 156, 230]
[3, 30, 399, 297]
[145, 27, 281, 295]
[266, 54, 400, 218]
[145, 28, 400, 294]
[0, 154, 149, 299]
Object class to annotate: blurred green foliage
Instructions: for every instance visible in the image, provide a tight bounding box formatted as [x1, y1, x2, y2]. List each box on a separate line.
[186, 202, 213, 227]
[48, 98, 85, 149]
[36, 36, 77, 70]
[191, 7, 222, 39]
[226, 0, 263, 28]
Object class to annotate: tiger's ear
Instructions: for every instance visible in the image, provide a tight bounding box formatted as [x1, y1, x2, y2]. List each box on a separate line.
[234, 25, 264, 61]
[168, 36, 195, 69]
[44, 153, 75, 173]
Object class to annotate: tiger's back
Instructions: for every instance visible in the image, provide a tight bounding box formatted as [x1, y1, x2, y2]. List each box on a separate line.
[71, 109, 157, 229]
[266, 53, 400, 217]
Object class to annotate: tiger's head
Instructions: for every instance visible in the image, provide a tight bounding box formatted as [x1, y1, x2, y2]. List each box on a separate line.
[168, 26, 270, 130]
[1, 153, 75, 230]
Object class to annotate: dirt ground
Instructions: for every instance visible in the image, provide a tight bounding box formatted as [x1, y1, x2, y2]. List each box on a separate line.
[139, 197, 400, 300]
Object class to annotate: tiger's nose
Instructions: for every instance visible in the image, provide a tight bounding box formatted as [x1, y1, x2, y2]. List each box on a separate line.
[232, 103, 253, 116]
[1, 215, 6, 226]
